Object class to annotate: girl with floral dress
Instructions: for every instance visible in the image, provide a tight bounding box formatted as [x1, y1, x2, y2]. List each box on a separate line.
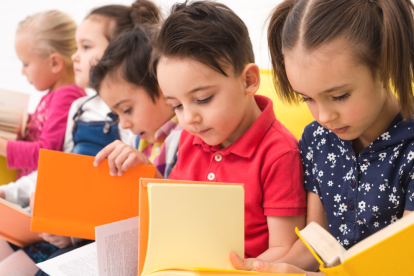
[231, 0, 414, 275]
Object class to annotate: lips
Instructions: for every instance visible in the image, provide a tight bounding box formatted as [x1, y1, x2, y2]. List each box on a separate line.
[330, 126, 349, 134]
[195, 128, 211, 135]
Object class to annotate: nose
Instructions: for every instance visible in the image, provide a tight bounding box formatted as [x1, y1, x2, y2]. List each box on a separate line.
[119, 117, 132, 130]
[183, 107, 201, 125]
[71, 51, 79, 63]
[317, 103, 339, 125]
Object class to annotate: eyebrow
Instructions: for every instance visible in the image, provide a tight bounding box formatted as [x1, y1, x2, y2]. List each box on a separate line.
[79, 38, 93, 44]
[164, 85, 214, 100]
[113, 99, 130, 109]
[293, 84, 349, 95]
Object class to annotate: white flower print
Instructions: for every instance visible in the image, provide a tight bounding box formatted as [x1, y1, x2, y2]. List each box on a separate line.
[408, 151, 414, 161]
[339, 203, 347, 213]
[410, 172, 414, 180]
[327, 153, 336, 161]
[381, 132, 391, 140]
[360, 164, 368, 172]
[379, 152, 387, 161]
[394, 151, 399, 158]
[334, 194, 341, 203]
[315, 126, 324, 136]
[339, 224, 348, 234]
[343, 168, 353, 181]
[389, 194, 397, 203]
[313, 187, 318, 194]
[343, 239, 349, 246]
[328, 181, 333, 186]
[306, 151, 313, 161]
[321, 138, 326, 145]
[358, 201, 366, 212]
[365, 183, 371, 192]
[391, 215, 398, 224]
[393, 187, 397, 193]
[379, 184, 386, 192]
[318, 171, 324, 177]
[372, 206, 379, 212]
[374, 222, 379, 227]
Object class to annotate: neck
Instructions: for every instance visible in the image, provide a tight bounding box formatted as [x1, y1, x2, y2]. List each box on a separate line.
[220, 96, 262, 148]
[50, 69, 75, 91]
[352, 93, 400, 154]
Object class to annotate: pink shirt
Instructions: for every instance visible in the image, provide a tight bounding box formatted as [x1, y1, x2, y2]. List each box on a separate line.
[169, 95, 306, 258]
[7, 84, 86, 179]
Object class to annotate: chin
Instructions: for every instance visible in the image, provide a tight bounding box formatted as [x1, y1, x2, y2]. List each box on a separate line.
[333, 130, 359, 141]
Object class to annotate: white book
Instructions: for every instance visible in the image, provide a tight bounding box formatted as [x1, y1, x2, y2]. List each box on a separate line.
[36, 217, 139, 276]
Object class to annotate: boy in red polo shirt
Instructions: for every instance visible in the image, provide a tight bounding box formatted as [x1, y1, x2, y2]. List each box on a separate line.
[99, 0, 306, 263]
[149, 1, 307, 261]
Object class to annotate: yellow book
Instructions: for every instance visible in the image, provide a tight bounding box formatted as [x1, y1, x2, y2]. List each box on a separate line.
[296, 212, 414, 276]
[139, 178, 303, 276]
[0, 156, 16, 185]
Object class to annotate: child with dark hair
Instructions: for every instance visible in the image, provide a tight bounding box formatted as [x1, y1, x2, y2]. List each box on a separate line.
[92, 21, 182, 180]
[103, 0, 307, 261]
[232, 0, 414, 275]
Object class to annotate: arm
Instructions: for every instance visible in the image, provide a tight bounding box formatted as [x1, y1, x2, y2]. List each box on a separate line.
[256, 215, 305, 261]
[231, 191, 325, 272]
[7, 90, 84, 169]
[94, 140, 164, 178]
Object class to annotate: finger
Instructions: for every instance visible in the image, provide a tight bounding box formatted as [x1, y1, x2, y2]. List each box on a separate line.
[94, 142, 119, 167]
[230, 252, 256, 271]
[107, 144, 126, 176]
[121, 152, 146, 172]
[114, 148, 134, 176]
[254, 261, 302, 274]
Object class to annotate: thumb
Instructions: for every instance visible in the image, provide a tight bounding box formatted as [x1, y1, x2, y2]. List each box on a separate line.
[230, 252, 256, 271]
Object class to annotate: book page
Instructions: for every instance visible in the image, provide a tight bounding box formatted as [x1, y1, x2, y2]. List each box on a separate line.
[95, 216, 139, 276]
[36, 243, 98, 276]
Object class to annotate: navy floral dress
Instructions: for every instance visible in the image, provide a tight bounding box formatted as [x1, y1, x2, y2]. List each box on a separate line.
[300, 114, 414, 249]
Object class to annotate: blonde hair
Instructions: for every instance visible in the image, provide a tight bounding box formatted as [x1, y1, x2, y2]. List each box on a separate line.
[17, 10, 77, 68]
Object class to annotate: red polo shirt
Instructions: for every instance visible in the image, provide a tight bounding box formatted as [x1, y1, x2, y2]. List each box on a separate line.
[169, 95, 306, 258]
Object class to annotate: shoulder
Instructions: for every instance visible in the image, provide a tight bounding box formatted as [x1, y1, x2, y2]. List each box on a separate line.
[49, 85, 86, 102]
[178, 129, 194, 147]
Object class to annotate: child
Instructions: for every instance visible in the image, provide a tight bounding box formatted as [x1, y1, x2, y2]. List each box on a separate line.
[0, 10, 86, 180]
[91, 12, 182, 180]
[101, 0, 307, 261]
[232, 0, 414, 275]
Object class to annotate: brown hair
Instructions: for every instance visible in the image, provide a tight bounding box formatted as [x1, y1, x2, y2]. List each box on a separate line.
[268, 0, 414, 118]
[17, 10, 76, 69]
[89, 25, 159, 102]
[149, 0, 254, 78]
[87, 0, 160, 42]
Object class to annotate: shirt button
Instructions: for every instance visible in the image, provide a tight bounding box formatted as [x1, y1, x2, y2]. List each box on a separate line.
[348, 201, 354, 211]
[214, 154, 222, 162]
[154, 146, 160, 153]
[207, 173, 215, 180]
[350, 180, 356, 189]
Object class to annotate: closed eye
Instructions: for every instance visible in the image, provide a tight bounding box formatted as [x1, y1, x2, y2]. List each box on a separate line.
[333, 93, 350, 101]
[197, 95, 213, 104]
[172, 104, 182, 111]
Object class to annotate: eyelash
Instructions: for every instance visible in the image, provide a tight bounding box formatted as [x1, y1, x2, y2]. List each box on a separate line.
[172, 96, 213, 111]
[83, 45, 90, 50]
[301, 93, 350, 102]
[123, 108, 132, 114]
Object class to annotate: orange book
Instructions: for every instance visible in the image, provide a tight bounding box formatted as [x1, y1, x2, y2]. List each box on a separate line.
[31, 149, 156, 240]
[0, 197, 42, 247]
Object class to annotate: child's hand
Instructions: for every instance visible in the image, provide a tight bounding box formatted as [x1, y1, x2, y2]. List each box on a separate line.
[40, 233, 72, 248]
[94, 140, 151, 176]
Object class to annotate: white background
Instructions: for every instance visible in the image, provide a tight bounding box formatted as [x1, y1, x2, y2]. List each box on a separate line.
[0, 0, 280, 112]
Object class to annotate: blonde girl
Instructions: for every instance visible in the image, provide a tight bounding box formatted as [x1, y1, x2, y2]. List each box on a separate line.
[0, 10, 86, 180]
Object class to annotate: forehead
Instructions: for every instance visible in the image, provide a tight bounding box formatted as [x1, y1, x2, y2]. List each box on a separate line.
[99, 73, 136, 105]
[157, 57, 234, 95]
[77, 17, 108, 41]
[284, 40, 362, 93]
[15, 31, 39, 57]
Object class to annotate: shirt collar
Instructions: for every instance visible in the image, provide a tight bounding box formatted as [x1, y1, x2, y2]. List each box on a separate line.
[154, 116, 179, 142]
[193, 95, 276, 158]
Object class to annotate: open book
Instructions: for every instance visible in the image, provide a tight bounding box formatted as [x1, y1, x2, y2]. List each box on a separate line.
[297, 212, 414, 276]
[0, 88, 30, 140]
[36, 179, 303, 276]
[0, 197, 42, 247]
[31, 149, 156, 239]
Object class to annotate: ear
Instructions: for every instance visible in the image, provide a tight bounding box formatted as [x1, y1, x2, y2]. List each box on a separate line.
[49, 53, 65, 74]
[242, 63, 260, 96]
